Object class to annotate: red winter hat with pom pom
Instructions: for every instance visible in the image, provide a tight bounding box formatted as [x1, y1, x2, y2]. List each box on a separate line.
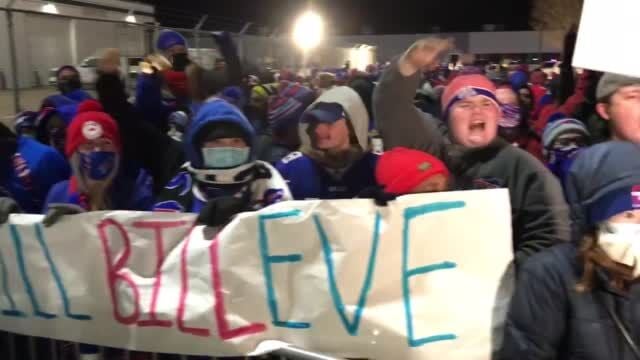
[376, 147, 450, 195]
[65, 99, 121, 157]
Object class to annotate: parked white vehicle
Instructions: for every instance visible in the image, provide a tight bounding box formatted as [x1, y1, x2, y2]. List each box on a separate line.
[48, 55, 144, 87]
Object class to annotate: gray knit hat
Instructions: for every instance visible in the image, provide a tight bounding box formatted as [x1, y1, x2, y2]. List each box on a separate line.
[596, 72, 640, 101]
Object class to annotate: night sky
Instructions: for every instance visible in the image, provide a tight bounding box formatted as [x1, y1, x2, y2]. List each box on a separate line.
[147, 0, 533, 35]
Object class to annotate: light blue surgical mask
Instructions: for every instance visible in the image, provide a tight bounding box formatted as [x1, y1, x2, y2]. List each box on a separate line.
[201, 147, 250, 169]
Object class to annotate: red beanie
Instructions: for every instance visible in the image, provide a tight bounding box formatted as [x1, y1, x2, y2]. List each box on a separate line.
[376, 147, 449, 195]
[441, 74, 498, 120]
[65, 100, 121, 157]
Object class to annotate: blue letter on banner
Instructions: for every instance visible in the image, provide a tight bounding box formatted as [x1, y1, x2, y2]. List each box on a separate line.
[402, 201, 465, 347]
[313, 212, 381, 336]
[34, 224, 91, 320]
[9, 224, 56, 319]
[0, 229, 26, 317]
[258, 210, 310, 329]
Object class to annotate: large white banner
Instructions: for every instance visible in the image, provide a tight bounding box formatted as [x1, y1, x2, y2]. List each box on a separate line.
[0, 189, 513, 359]
[573, 0, 640, 77]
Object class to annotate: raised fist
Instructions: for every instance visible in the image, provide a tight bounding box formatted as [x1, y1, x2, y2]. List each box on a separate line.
[400, 37, 453, 76]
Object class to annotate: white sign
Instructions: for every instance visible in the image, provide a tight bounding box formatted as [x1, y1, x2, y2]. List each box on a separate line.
[0, 189, 513, 359]
[573, 0, 640, 77]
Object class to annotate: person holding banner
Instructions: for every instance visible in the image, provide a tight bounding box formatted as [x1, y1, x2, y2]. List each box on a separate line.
[501, 141, 640, 360]
[42, 100, 154, 223]
[374, 38, 570, 265]
[153, 97, 291, 227]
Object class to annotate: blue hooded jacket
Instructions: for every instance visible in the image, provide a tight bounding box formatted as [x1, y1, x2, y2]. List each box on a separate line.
[184, 98, 256, 168]
[43, 89, 93, 125]
[153, 99, 259, 213]
[0, 136, 70, 214]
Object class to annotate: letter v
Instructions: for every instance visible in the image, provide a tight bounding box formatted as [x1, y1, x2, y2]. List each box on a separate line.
[312, 212, 381, 336]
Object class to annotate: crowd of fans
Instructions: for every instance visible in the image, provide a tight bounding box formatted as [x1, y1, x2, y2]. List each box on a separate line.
[2, 27, 640, 359]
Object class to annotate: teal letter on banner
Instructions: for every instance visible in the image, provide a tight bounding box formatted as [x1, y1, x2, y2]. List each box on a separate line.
[402, 201, 465, 347]
[258, 210, 310, 329]
[313, 212, 381, 336]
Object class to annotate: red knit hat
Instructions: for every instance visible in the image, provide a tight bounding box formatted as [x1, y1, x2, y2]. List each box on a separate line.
[441, 74, 499, 120]
[65, 100, 121, 157]
[376, 147, 449, 195]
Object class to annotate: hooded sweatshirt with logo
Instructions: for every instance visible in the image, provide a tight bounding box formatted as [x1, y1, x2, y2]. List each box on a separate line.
[276, 86, 378, 200]
[373, 59, 570, 265]
[1, 135, 70, 214]
[153, 98, 291, 213]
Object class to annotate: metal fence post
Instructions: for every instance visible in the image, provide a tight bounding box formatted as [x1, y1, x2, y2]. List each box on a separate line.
[194, 15, 208, 63]
[5, 0, 22, 113]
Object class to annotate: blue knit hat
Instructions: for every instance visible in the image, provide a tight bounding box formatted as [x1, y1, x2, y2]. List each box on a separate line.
[542, 117, 590, 149]
[566, 142, 640, 239]
[156, 30, 187, 51]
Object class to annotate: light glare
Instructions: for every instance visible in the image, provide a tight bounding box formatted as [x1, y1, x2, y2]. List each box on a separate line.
[293, 11, 324, 51]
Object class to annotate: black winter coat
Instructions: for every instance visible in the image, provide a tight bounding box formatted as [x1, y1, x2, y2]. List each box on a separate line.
[501, 242, 640, 360]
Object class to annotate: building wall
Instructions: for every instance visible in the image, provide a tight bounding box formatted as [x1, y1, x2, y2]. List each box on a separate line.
[0, 0, 154, 89]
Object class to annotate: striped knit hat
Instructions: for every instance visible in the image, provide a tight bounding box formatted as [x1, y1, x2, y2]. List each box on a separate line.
[267, 96, 305, 130]
[441, 74, 500, 120]
[542, 117, 590, 149]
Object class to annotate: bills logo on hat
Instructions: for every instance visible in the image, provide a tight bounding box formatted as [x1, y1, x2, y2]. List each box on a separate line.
[632, 185, 640, 208]
[457, 86, 478, 99]
[82, 121, 103, 140]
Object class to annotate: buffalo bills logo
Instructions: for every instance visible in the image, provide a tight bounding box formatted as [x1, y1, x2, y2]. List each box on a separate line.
[153, 200, 185, 213]
[82, 121, 103, 140]
[457, 86, 479, 99]
[12, 153, 33, 191]
[473, 177, 504, 190]
[165, 172, 192, 196]
[263, 189, 284, 205]
[632, 185, 640, 209]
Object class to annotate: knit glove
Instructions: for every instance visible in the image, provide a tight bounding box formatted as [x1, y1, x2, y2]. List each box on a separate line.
[0, 197, 20, 224]
[357, 186, 397, 207]
[42, 204, 85, 227]
[196, 196, 248, 228]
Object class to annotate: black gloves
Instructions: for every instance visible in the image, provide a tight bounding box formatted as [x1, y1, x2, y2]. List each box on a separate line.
[0, 197, 20, 224]
[357, 187, 397, 206]
[196, 196, 248, 227]
[42, 204, 85, 227]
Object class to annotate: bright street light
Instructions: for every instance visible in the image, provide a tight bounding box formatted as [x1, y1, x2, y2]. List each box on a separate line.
[42, 2, 59, 14]
[292, 11, 324, 51]
[125, 13, 137, 23]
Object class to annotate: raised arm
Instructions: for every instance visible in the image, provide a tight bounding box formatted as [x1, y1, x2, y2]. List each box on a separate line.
[373, 38, 450, 156]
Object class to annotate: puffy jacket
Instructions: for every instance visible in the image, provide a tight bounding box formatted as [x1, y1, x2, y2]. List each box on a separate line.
[153, 98, 292, 213]
[373, 59, 570, 265]
[0, 136, 70, 214]
[500, 242, 640, 360]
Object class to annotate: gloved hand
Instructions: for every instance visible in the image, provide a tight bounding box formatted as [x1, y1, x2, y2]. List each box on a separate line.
[196, 196, 248, 227]
[42, 204, 85, 227]
[0, 197, 20, 224]
[357, 187, 397, 206]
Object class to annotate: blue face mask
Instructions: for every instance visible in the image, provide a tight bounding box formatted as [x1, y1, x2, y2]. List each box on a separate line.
[201, 147, 250, 169]
[547, 145, 582, 185]
[80, 151, 117, 180]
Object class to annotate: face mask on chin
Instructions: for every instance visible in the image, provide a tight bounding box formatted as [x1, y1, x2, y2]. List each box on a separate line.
[598, 222, 640, 277]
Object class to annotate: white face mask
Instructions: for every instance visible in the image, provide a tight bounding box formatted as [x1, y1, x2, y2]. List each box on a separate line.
[598, 223, 640, 277]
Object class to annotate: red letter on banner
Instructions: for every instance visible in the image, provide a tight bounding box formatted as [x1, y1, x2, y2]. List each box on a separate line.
[98, 219, 140, 325]
[133, 220, 189, 328]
